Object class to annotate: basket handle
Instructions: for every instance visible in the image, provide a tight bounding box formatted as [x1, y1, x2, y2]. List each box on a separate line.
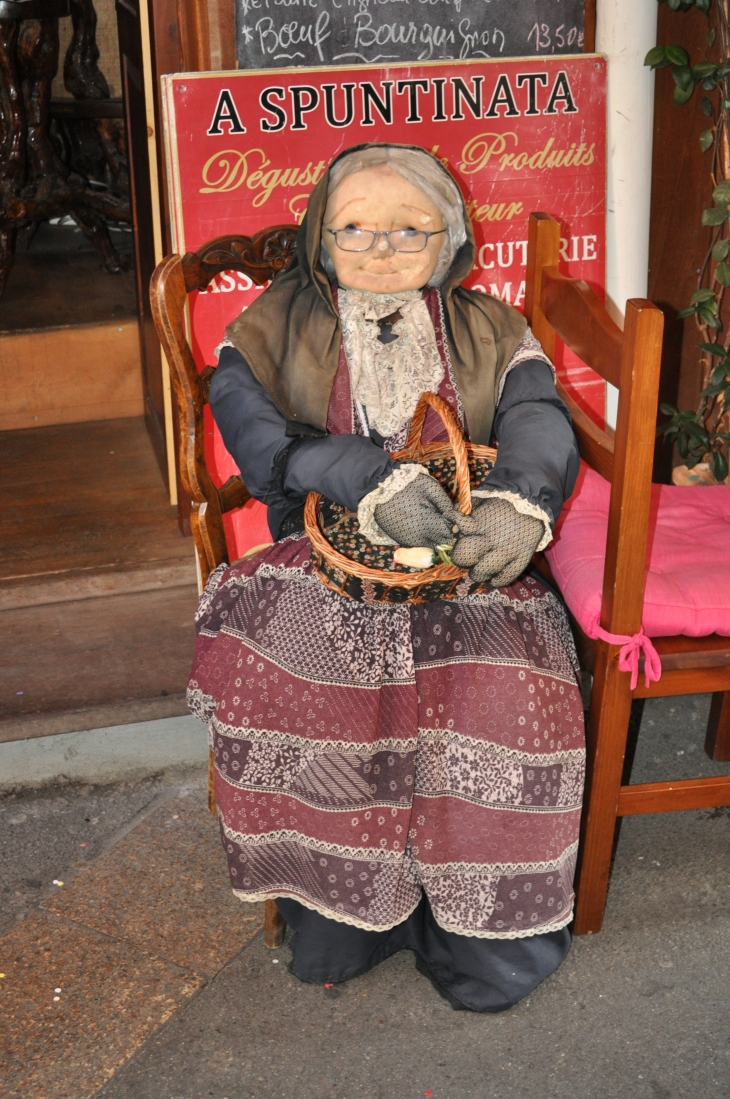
[403, 392, 472, 515]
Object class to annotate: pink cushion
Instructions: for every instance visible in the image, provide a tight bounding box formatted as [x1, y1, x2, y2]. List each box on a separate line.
[545, 464, 730, 638]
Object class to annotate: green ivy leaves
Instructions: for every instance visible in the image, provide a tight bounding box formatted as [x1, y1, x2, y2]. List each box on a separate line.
[700, 180, 730, 231]
[678, 289, 721, 327]
[663, 342, 730, 481]
[714, 448, 730, 483]
[644, 44, 730, 107]
[645, 46, 670, 68]
[659, 405, 730, 481]
[698, 344, 730, 410]
[657, 0, 710, 13]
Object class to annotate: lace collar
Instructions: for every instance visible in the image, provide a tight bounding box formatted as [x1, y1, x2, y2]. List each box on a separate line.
[338, 287, 444, 439]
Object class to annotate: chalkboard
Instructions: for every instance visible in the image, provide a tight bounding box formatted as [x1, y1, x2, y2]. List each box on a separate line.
[236, 0, 588, 71]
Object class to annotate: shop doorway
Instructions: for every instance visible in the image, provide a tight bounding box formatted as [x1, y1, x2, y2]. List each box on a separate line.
[0, 0, 197, 744]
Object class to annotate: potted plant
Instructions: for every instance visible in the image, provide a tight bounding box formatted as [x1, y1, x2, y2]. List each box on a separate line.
[646, 0, 730, 484]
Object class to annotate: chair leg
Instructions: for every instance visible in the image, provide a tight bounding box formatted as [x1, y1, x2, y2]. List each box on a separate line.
[207, 749, 216, 814]
[573, 645, 634, 935]
[705, 692, 730, 762]
[264, 899, 286, 948]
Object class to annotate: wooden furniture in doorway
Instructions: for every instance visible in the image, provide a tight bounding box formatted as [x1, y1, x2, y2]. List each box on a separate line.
[0, 0, 130, 295]
[150, 224, 298, 948]
[525, 212, 730, 934]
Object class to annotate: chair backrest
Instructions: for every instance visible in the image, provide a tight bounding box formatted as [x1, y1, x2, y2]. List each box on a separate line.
[525, 212, 664, 639]
[150, 226, 298, 584]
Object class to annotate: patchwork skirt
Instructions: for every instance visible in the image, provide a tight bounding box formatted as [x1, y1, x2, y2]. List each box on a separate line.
[188, 535, 585, 940]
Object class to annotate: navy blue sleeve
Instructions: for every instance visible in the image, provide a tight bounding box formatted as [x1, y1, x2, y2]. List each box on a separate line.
[208, 345, 399, 537]
[485, 360, 580, 525]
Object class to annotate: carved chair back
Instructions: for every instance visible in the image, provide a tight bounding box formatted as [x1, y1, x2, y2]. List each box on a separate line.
[525, 211, 730, 936]
[525, 211, 664, 644]
[150, 227, 298, 585]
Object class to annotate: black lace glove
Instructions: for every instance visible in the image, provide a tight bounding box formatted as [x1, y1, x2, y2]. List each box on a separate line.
[374, 474, 459, 548]
[450, 497, 544, 586]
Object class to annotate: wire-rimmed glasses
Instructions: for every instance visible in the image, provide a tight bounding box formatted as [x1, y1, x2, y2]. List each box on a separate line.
[324, 226, 446, 253]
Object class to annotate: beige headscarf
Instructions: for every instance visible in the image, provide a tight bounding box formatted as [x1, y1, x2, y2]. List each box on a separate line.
[225, 143, 526, 445]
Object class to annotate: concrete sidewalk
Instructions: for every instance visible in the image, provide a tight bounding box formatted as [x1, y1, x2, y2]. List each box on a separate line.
[1, 694, 728, 1099]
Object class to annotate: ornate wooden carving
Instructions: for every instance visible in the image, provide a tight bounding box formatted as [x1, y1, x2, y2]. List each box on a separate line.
[181, 227, 299, 293]
[63, 0, 107, 98]
[0, 0, 69, 16]
[0, 21, 22, 266]
[0, 0, 130, 297]
[18, 17, 59, 178]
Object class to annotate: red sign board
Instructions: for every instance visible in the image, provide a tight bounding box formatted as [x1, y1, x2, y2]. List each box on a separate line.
[162, 57, 606, 558]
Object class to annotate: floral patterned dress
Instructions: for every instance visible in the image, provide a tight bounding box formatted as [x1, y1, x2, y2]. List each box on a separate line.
[189, 290, 586, 941]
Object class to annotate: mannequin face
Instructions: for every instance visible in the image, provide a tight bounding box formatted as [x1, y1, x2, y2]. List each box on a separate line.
[323, 165, 446, 293]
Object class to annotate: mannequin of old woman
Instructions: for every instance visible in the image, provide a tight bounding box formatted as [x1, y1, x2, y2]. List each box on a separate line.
[197, 144, 583, 1013]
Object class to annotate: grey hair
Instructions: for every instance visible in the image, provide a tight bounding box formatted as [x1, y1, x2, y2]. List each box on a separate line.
[319, 146, 467, 287]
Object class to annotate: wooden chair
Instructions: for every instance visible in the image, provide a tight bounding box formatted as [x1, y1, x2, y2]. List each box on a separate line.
[525, 212, 730, 934]
[150, 225, 298, 948]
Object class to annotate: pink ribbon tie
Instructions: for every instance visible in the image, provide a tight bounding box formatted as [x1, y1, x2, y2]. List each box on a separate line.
[591, 624, 662, 691]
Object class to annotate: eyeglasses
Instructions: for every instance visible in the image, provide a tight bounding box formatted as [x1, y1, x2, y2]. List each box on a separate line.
[324, 226, 446, 253]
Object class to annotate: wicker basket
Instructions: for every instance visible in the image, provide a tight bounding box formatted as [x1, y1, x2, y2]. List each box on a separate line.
[304, 392, 498, 604]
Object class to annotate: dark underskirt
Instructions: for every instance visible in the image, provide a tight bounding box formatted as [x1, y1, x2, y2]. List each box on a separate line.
[276, 895, 570, 1013]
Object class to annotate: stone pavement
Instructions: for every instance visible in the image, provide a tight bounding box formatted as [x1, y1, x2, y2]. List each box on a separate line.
[1, 694, 729, 1099]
